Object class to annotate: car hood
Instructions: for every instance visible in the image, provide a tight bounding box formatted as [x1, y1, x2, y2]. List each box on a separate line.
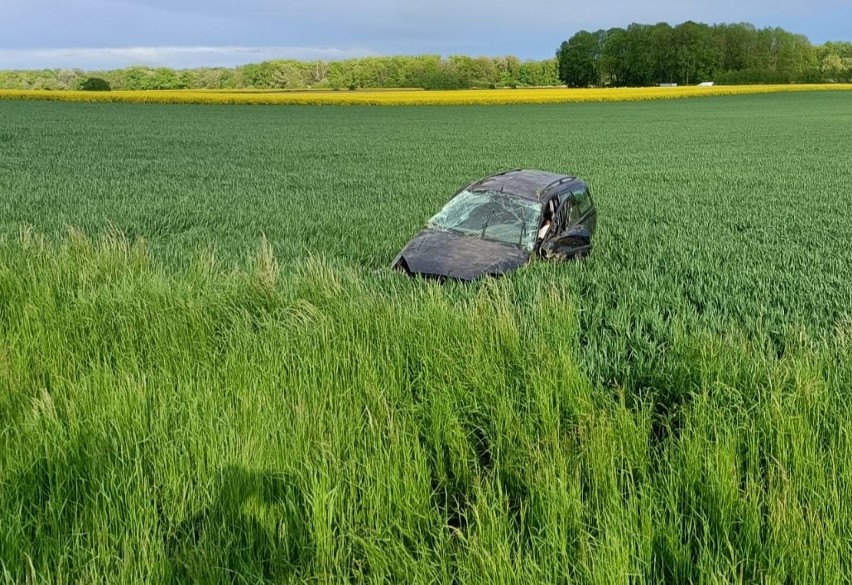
[393, 229, 530, 281]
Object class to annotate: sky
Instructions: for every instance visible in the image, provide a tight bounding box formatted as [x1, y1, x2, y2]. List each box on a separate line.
[1, 0, 851, 70]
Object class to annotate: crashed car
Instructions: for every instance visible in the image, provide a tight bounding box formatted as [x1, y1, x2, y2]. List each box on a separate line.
[392, 169, 597, 280]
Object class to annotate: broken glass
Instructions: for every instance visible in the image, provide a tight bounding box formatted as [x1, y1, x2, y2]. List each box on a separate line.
[427, 190, 542, 251]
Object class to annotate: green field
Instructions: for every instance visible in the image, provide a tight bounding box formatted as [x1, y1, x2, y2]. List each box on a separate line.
[1, 93, 852, 583]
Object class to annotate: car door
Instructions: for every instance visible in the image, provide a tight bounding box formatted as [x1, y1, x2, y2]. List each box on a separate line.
[539, 185, 594, 259]
[551, 186, 590, 233]
[570, 185, 597, 234]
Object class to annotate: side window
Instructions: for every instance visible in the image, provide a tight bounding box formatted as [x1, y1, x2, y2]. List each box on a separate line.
[546, 196, 560, 218]
[552, 197, 570, 230]
[560, 193, 581, 225]
[572, 188, 593, 215]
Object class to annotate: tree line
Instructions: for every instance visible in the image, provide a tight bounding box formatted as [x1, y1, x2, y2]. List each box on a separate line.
[557, 22, 852, 87]
[1, 21, 849, 92]
[0, 55, 559, 91]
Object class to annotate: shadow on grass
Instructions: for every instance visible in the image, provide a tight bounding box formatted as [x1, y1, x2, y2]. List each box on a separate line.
[166, 465, 311, 583]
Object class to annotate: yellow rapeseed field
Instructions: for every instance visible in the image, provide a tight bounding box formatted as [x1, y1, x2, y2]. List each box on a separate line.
[1, 84, 850, 106]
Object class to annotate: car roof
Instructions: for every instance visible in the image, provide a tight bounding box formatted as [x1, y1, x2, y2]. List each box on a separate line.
[468, 169, 580, 202]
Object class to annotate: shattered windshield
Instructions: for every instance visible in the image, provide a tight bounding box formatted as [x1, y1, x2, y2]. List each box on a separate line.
[427, 190, 542, 251]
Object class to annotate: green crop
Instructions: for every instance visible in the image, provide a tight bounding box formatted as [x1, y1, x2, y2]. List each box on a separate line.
[1, 93, 851, 583]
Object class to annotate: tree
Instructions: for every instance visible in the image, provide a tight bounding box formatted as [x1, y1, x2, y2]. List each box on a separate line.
[519, 59, 559, 86]
[310, 60, 329, 86]
[622, 24, 654, 86]
[557, 31, 600, 87]
[717, 23, 753, 73]
[267, 61, 307, 89]
[648, 23, 676, 84]
[600, 27, 628, 85]
[821, 53, 849, 81]
[56, 69, 83, 90]
[78, 77, 111, 91]
[151, 67, 182, 89]
[496, 55, 522, 87]
[672, 21, 718, 85]
[560, 20, 833, 86]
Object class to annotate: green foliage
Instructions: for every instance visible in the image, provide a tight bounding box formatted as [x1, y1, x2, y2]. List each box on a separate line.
[0, 25, 847, 93]
[557, 32, 601, 87]
[77, 76, 111, 91]
[0, 56, 559, 92]
[557, 21, 833, 86]
[1, 93, 852, 582]
[0, 68, 84, 90]
[817, 42, 852, 82]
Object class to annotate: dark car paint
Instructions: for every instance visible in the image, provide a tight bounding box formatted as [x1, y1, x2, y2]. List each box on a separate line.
[470, 169, 572, 201]
[392, 229, 529, 281]
[540, 225, 593, 260]
[393, 170, 597, 281]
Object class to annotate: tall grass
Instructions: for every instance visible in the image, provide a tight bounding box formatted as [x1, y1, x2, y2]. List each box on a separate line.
[1, 230, 850, 583]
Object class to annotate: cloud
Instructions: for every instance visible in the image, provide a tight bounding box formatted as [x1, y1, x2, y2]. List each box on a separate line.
[1, 0, 849, 68]
[0, 46, 378, 70]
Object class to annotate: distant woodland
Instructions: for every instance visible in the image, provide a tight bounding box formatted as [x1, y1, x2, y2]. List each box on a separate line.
[0, 55, 560, 91]
[1, 22, 850, 91]
[556, 22, 852, 87]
